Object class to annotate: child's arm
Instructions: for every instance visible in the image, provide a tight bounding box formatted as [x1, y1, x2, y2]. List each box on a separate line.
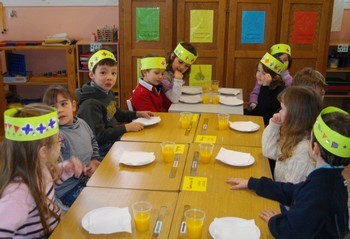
[262, 118, 281, 160]
[164, 78, 183, 103]
[57, 156, 85, 183]
[248, 82, 261, 109]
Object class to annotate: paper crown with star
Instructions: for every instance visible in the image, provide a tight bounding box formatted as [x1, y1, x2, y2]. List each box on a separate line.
[270, 43, 291, 56]
[313, 106, 350, 158]
[4, 108, 59, 141]
[173, 43, 198, 65]
[88, 49, 116, 71]
[140, 57, 166, 70]
[260, 52, 287, 75]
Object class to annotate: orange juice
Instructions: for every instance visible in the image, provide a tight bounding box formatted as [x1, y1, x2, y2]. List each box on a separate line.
[134, 212, 150, 232]
[186, 218, 203, 239]
[162, 146, 175, 163]
[200, 151, 212, 163]
[202, 94, 210, 104]
[211, 84, 219, 92]
[218, 119, 228, 130]
[212, 95, 220, 104]
[181, 119, 191, 129]
[202, 83, 210, 93]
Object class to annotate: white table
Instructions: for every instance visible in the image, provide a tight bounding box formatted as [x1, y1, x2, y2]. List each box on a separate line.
[168, 87, 244, 115]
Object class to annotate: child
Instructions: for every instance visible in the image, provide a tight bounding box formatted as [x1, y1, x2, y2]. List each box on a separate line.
[262, 86, 322, 183]
[131, 55, 172, 112]
[246, 52, 287, 125]
[75, 49, 154, 157]
[292, 67, 328, 99]
[43, 85, 100, 207]
[0, 103, 84, 237]
[162, 42, 198, 103]
[226, 106, 350, 239]
[248, 43, 292, 111]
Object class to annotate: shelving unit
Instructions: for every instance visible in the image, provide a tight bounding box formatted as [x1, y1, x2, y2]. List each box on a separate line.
[0, 44, 76, 129]
[324, 41, 350, 112]
[75, 40, 119, 106]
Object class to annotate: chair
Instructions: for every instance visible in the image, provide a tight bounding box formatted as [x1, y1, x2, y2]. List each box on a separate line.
[126, 99, 134, 111]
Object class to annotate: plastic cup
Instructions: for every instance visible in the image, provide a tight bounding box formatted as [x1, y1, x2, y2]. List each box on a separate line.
[160, 141, 175, 163]
[202, 93, 210, 104]
[180, 112, 192, 129]
[211, 80, 220, 92]
[185, 209, 206, 239]
[218, 113, 229, 130]
[202, 81, 211, 93]
[212, 92, 220, 104]
[132, 201, 152, 232]
[199, 143, 214, 164]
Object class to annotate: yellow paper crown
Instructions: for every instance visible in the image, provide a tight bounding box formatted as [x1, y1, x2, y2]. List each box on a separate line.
[260, 52, 287, 75]
[140, 57, 166, 70]
[4, 108, 59, 141]
[313, 106, 350, 158]
[88, 50, 116, 71]
[270, 43, 291, 56]
[173, 43, 198, 65]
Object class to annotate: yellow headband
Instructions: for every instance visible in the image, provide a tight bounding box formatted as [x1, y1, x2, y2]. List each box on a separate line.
[313, 106, 350, 158]
[270, 43, 291, 56]
[173, 43, 198, 65]
[4, 108, 59, 141]
[140, 57, 166, 70]
[88, 50, 116, 71]
[260, 52, 287, 75]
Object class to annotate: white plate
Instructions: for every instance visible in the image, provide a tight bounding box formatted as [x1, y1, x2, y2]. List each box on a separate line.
[179, 95, 202, 104]
[229, 121, 260, 132]
[209, 217, 261, 239]
[181, 86, 202, 95]
[218, 88, 240, 95]
[119, 151, 156, 166]
[219, 96, 244, 106]
[216, 155, 255, 167]
[132, 116, 161, 126]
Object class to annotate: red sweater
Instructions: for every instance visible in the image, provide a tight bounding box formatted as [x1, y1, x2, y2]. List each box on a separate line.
[131, 81, 172, 112]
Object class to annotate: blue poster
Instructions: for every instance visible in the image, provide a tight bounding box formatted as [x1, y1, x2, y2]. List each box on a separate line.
[241, 11, 266, 44]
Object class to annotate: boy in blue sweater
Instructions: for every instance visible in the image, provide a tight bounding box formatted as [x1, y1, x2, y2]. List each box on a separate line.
[227, 106, 350, 239]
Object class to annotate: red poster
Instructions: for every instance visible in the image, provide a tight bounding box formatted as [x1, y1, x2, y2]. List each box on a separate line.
[292, 11, 317, 44]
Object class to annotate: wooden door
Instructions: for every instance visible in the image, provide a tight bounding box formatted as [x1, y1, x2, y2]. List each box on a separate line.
[176, 0, 227, 87]
[279, 0, 334, 76]
[225, 0, 281, 105]
[119, 0, 174, 109]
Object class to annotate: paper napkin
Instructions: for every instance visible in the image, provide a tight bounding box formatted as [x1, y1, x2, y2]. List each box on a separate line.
[211, 217, 259, 239]
[216, 147, 253, 166]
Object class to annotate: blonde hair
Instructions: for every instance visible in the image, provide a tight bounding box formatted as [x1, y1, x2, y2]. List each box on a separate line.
[277, 87, 322, 161]
[292, 67, 327, 89]
[0, 103, 60, 236]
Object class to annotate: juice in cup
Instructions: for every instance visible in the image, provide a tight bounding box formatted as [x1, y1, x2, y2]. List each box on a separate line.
[211, 80, 219, 92]
[132, 201, 152, 232]
[199, 143, 214, 164]
[202, 93, 210, 104]
[185, 209, 205, 239]
[218, 113, 229, 130]
[134, 211, 150, 232]
[161, 142, 175, 163]
[180, 112, 192, 129]
[202, 82, 210, 93]
[212, 93, 220, 104]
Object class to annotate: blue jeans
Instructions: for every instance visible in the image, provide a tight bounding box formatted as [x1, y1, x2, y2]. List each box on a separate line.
[59, 179, 86, 207]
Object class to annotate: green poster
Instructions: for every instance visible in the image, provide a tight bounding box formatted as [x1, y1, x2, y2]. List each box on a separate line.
[136, 8, 160, 41]
[189, 64, 212, 86]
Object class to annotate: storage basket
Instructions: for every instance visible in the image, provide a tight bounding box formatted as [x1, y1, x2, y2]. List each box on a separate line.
[97, 27, 118, 42]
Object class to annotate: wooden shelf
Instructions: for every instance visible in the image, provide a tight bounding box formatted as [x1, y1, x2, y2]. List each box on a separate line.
[326, 66, 350, 73]
[4, 76, 68, 85]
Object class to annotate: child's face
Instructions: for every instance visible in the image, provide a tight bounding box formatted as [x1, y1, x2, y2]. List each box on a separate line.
[89, 64, 118, 91]
[172, 56, 190, 74]
[314, 85, 325, 100]
[256, 63, 265, 85]
[53, 93, 76, 125]
[278, 102, 287, 123]
[143, 68, 165, 86]
[279, 53, 290, 69]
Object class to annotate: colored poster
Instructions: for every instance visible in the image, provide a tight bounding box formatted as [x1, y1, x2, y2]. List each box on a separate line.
[189, 64, 212, 86]
[136, 8, 160, 41]
[241, 11, 266, 44]
[190, 10, 214, 43]
[292, 11, 317, 44]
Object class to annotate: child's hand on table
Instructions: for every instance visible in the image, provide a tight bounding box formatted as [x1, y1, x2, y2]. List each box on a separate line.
[136, 111, 154, 118]
[225, 177, 248, 189]
[125, 122, 144, 132]
[260, 210, 279, 223]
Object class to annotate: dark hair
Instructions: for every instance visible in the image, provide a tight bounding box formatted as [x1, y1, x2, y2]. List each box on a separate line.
[43, 85, 72, 106]
[274, 52, 293, 69]
[311, 112, 350, 166]
[292, 67, 327, 89]
[166, 42, 198, 80]
[260, 60, 284, 90]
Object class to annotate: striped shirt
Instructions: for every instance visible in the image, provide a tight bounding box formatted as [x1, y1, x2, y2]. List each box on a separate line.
[0, 168, 61, 238]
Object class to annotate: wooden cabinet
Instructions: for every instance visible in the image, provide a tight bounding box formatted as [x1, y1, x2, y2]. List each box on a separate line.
[0, 44, 76, 129]
[75, 40, 119, 106]
[324, 41, 350, 112]
[118, 0, 334, 109]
